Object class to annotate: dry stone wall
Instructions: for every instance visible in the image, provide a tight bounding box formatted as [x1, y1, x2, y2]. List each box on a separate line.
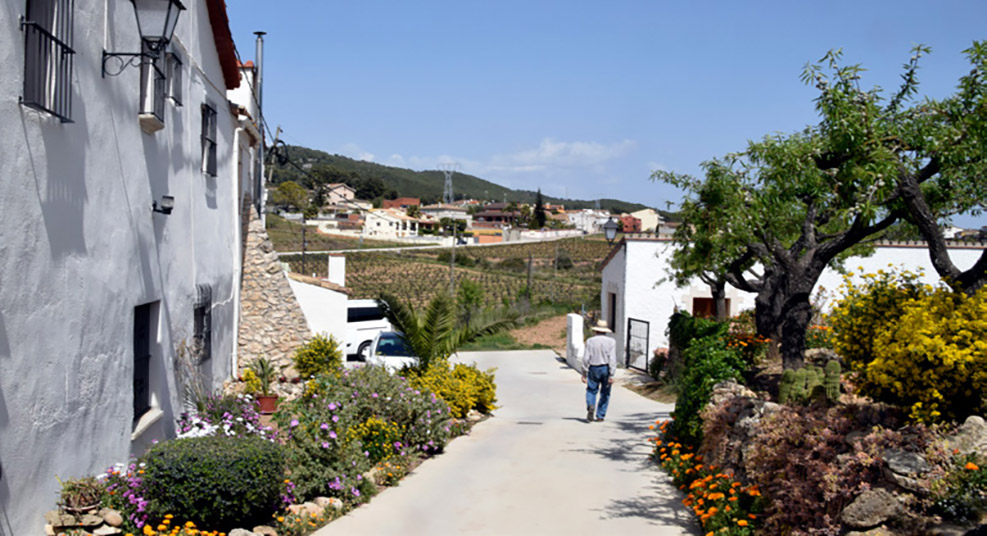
[237, 206, 310, 377]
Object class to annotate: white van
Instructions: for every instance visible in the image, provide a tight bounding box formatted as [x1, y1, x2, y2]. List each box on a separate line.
[345, 299, 392, 360]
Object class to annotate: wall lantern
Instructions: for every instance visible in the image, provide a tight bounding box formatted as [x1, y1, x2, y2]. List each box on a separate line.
[152, 195, 174, 215]
[603, 217, 619, 245]
[103, 0, 186, 77]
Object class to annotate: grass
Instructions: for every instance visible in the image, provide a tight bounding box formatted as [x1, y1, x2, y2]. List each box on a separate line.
[265, 214, 420, 251]
[459, 332, 543, 352]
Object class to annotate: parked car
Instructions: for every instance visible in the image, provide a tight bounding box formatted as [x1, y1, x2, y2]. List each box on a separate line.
[345, 299, 391, 360]
[367, 331, 419, 373]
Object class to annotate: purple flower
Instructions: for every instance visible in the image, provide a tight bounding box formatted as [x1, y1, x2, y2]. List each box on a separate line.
[290, 419, 299, 428]
[371, 392, 378, 398]
[322, 441, 330, 448]
[328, 402, 337, 410]
[330, 431, 337, 439]
[351, 487, 360, 497]
[332, 415, 339, 423]
[320, 422, 329, 430]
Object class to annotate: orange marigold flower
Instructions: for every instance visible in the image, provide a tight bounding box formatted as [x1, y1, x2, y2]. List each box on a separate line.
[748, 514, 757, 519]
[728, 496, 738, 502]
[738, 519, 749, 526]
[965, 462, 980, 471]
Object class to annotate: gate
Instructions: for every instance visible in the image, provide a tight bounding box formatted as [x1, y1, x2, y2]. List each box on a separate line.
[626, 318, 649, 372]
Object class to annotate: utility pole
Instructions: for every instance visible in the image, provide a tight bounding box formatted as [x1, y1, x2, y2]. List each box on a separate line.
[301, 218, 307, 275]
[448, 222, 457, 295]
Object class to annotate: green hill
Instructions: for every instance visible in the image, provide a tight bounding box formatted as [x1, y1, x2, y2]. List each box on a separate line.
[270, 144, 664, 215]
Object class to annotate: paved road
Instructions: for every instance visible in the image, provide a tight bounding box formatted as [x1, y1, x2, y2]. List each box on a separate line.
[315, 350, 696, 536]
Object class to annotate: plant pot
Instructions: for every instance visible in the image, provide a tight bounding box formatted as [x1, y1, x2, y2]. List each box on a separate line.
[257, 394, 279, 414]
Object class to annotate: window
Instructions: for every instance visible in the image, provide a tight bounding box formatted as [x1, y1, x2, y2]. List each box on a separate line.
[193, 285, 212, 362]
[20, 0, 75, 122]
[201, 103, 217, 176]
[166, 51, 182, 105]
[133, 303, 153, 422]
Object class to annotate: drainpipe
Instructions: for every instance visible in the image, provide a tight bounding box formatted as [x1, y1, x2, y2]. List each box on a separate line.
[254, 31, 266, 225]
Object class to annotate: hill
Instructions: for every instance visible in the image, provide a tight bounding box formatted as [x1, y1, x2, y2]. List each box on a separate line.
[270, 144, 667, 216]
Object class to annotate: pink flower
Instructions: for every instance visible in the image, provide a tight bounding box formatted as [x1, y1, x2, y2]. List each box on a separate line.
[290, 419, 299, 428]
[320, 423, 329, 430]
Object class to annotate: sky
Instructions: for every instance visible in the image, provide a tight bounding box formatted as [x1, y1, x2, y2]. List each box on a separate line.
[227, 1, 986, 228]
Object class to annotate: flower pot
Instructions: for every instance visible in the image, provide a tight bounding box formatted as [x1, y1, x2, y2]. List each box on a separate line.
[256, 394, 279, 414]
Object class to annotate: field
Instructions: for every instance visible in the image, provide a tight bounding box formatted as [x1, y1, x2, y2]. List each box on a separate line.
[281, 237, 614, 310]
[265, 214, 416, 251]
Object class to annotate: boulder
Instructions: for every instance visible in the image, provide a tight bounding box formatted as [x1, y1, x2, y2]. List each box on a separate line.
[252, 526, 278, 536]
[229, 530, 257, 536]
[708, 379, 757, 408]
[945, 415, 987, 456]
[315, 496, 343, 512]
[44, 524, 55, 536]
[302, 501, 322, 516]
[846, 526, 896, 536]
[884, 449, 931, 475]
[882, 465, 927, 494]
[102, 509, 124, 527]
[80, 513, 104, 527]
[841, 489, 902, 529]
[94, 525, 123, 535]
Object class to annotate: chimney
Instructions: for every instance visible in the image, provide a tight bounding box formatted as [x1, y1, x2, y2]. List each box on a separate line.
[327, 255, 345, 287]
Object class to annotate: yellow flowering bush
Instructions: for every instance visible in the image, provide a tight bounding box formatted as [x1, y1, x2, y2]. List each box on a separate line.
[344, 416, 403, 464]
[408, 359, 497, 419]
[829, 270, 987, 422]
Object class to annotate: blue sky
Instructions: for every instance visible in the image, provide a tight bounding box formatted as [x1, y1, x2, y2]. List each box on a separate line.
[227, 1, 986, 227]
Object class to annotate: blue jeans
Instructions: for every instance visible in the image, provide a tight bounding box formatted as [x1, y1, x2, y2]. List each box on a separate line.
[585, 365, 612, 419]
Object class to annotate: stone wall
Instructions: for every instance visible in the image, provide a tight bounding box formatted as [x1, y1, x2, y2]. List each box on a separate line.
[237, 206, 310, 377]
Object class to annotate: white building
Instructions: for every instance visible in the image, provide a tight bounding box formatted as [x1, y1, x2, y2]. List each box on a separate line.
[567, 209, 611, 233]
[0, 0, 249, 533]
[420, 203, 472, 227]
[287, 256, 349, 344]
[363, 208, 419, 238]
[600, 235, 987, 370]
[628, 208, 663, 233]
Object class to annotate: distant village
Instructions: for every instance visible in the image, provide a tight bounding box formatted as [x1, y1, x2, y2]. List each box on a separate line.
[275, 182, 680, 245]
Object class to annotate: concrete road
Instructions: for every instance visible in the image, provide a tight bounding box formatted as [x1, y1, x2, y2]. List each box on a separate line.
[314, 350, 697, 536]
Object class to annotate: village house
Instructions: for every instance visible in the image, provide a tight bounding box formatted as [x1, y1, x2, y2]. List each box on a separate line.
[567, 209, 611, 233]
[363, 208, 419, 238]
[474, 202, 522, 226]
[0, 0, 256, 533]
[326, 182, 357, 205]
[420, 202, 472, 226]
[619, 214, 642, 233]
[598, 235, 987, 371]
[628, 208, 663, 233]
[382, 197, 420, 210]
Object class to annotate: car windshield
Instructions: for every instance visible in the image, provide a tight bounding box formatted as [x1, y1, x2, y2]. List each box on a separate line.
[376, 333, 415, 357]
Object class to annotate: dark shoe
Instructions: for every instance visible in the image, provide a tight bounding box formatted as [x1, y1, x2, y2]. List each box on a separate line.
[596, 417, 605, 422]
[586, 407, 595, 422]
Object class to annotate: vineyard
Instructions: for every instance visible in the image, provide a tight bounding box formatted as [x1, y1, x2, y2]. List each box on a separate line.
[281, 237, 614, 310]
[265, 214, 414, 252]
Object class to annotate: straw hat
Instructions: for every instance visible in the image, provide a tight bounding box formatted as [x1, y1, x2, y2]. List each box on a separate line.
[590, 320, 611, 333]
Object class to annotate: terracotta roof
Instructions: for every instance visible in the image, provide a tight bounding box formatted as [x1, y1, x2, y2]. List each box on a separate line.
[237, 60, 255, 69]
[205, 0, 240, 90]
[287, 273, 350, 294]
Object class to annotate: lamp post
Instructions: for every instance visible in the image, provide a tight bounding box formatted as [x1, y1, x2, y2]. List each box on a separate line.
[603, 217, 619, 246]
[103, 0, 186, 76]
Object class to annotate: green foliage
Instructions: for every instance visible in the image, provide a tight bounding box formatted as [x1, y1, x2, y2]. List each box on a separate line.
[829, 270, 987, 422]
[56, 476, 104, 510]
[142, 436, 286, 531]
[437, 250, 476, 267]
[275, 365, 450, 502]
[456, 279, 484, 313]
[779, 363, 840, 406]
[345, 416, 403, 465]
[554, 251, 574, 270]
[292, 334, 343, 379]
[248, 357, 277, 396]
[932, 453, 987, 522]
[824, 360, 841, 402]
[270, 181, 310, 212]
[778, 370, 795, 405]
[648, 349, 667, 381]
[497, 257, 527, 273]
[408, 359, 497, 418]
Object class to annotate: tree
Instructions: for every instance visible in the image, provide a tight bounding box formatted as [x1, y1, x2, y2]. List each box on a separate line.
[270, 181, 309, 213]
[534, 189, 547, 229]
[377, 293, 516, 370]
[655, 44, 987, 369]
[406, 204, 421, 219]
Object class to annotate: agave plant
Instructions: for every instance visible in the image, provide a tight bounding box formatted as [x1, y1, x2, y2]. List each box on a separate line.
[377, 292, 518, 370]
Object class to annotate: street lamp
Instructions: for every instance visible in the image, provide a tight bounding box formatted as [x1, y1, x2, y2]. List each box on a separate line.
[103, 0, 186, 76]
[603, 217, 619, 245]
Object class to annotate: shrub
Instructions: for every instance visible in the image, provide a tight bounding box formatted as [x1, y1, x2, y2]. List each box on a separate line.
[102, 462, 149, 531]
[648, 348, 667, 381]
[829, 270, 987, 422]
[671, 334, 748, 444]
[496, 257, 527, 272]
[275, 366, 450, 502]
[293, 334, 344, 379]
[345, 416, 403, 464]
[141, 436, 286, 531]
[175, 392, 274, 440]
[932, 452, 987, 522]
[408, 359, 497, 418]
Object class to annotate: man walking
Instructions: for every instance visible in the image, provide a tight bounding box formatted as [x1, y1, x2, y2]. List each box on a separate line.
[581, 319, 617, 422]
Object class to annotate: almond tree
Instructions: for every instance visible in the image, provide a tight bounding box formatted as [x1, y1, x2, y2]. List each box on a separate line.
[655, 43, 987, 370]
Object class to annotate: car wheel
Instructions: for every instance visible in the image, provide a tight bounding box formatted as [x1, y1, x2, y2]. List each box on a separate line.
[357, 341, 372, 361]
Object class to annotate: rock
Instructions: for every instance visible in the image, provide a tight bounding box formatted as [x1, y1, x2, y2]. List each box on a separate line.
[229, 530, 257, 536]
[252, 526, 278, 536]
[805, 348, 839, 365]
[80, 513, 104, 527]
[846, 526, 896, 536]
[282, 365, 300, 381]
[94, 525, 123, 535]
[846, 430, 868, 446]
[882, 465, 928, 494]
[315, 496, 343, 512]
[945, 415, 987, 456]
[287, 503, 306, 515]
[44, 511, 62, 526]
[708, 379, 757, 408]
[884, 449, 931, 475]
[302, 501, 322, 516]
[841, 489, 901, 529]
[102, 509, 124, 527]
[44, 524, 55, 536]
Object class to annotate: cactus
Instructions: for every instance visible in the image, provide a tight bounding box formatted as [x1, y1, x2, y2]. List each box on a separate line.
[779, 369, 796, 404]
[824, 360, 841, 402]
[792, 368, 808, 403]
[806, 366, 826, 403]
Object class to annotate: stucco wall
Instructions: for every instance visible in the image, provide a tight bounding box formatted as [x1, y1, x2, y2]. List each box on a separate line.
[602, 237, 986, 369]
[287, 279, 348, 344]
[0, 1, 240, 533]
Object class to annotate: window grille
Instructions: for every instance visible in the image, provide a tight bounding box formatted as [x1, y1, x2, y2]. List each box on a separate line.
[20, 0, 75, 122]
[166, 51, 182, 105]
[201, 103, 217, 176]
[133, 304, 153, 422]
[193, 284, 212, 362]
[139, 43, 165, 122]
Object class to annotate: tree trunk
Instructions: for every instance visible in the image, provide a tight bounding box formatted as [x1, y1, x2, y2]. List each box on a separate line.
[711, 280, 728, 322]
[752, 264, 823, 370]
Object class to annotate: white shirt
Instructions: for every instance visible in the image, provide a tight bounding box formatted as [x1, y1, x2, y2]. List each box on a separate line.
[583, 334, 617, 374]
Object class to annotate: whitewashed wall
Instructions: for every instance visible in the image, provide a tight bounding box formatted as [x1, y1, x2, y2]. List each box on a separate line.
[287, 279, 348, 344]
[0, 1, 240, 533]
[602, 237, 985, 368]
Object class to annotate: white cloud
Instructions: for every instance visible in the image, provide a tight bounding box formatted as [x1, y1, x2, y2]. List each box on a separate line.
[387, 154, 405, 166]
[339, 143, 375, 162]
[489, 138, 637, 172]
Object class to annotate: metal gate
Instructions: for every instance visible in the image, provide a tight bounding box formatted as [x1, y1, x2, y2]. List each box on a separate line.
[626, 318, 650, 372]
